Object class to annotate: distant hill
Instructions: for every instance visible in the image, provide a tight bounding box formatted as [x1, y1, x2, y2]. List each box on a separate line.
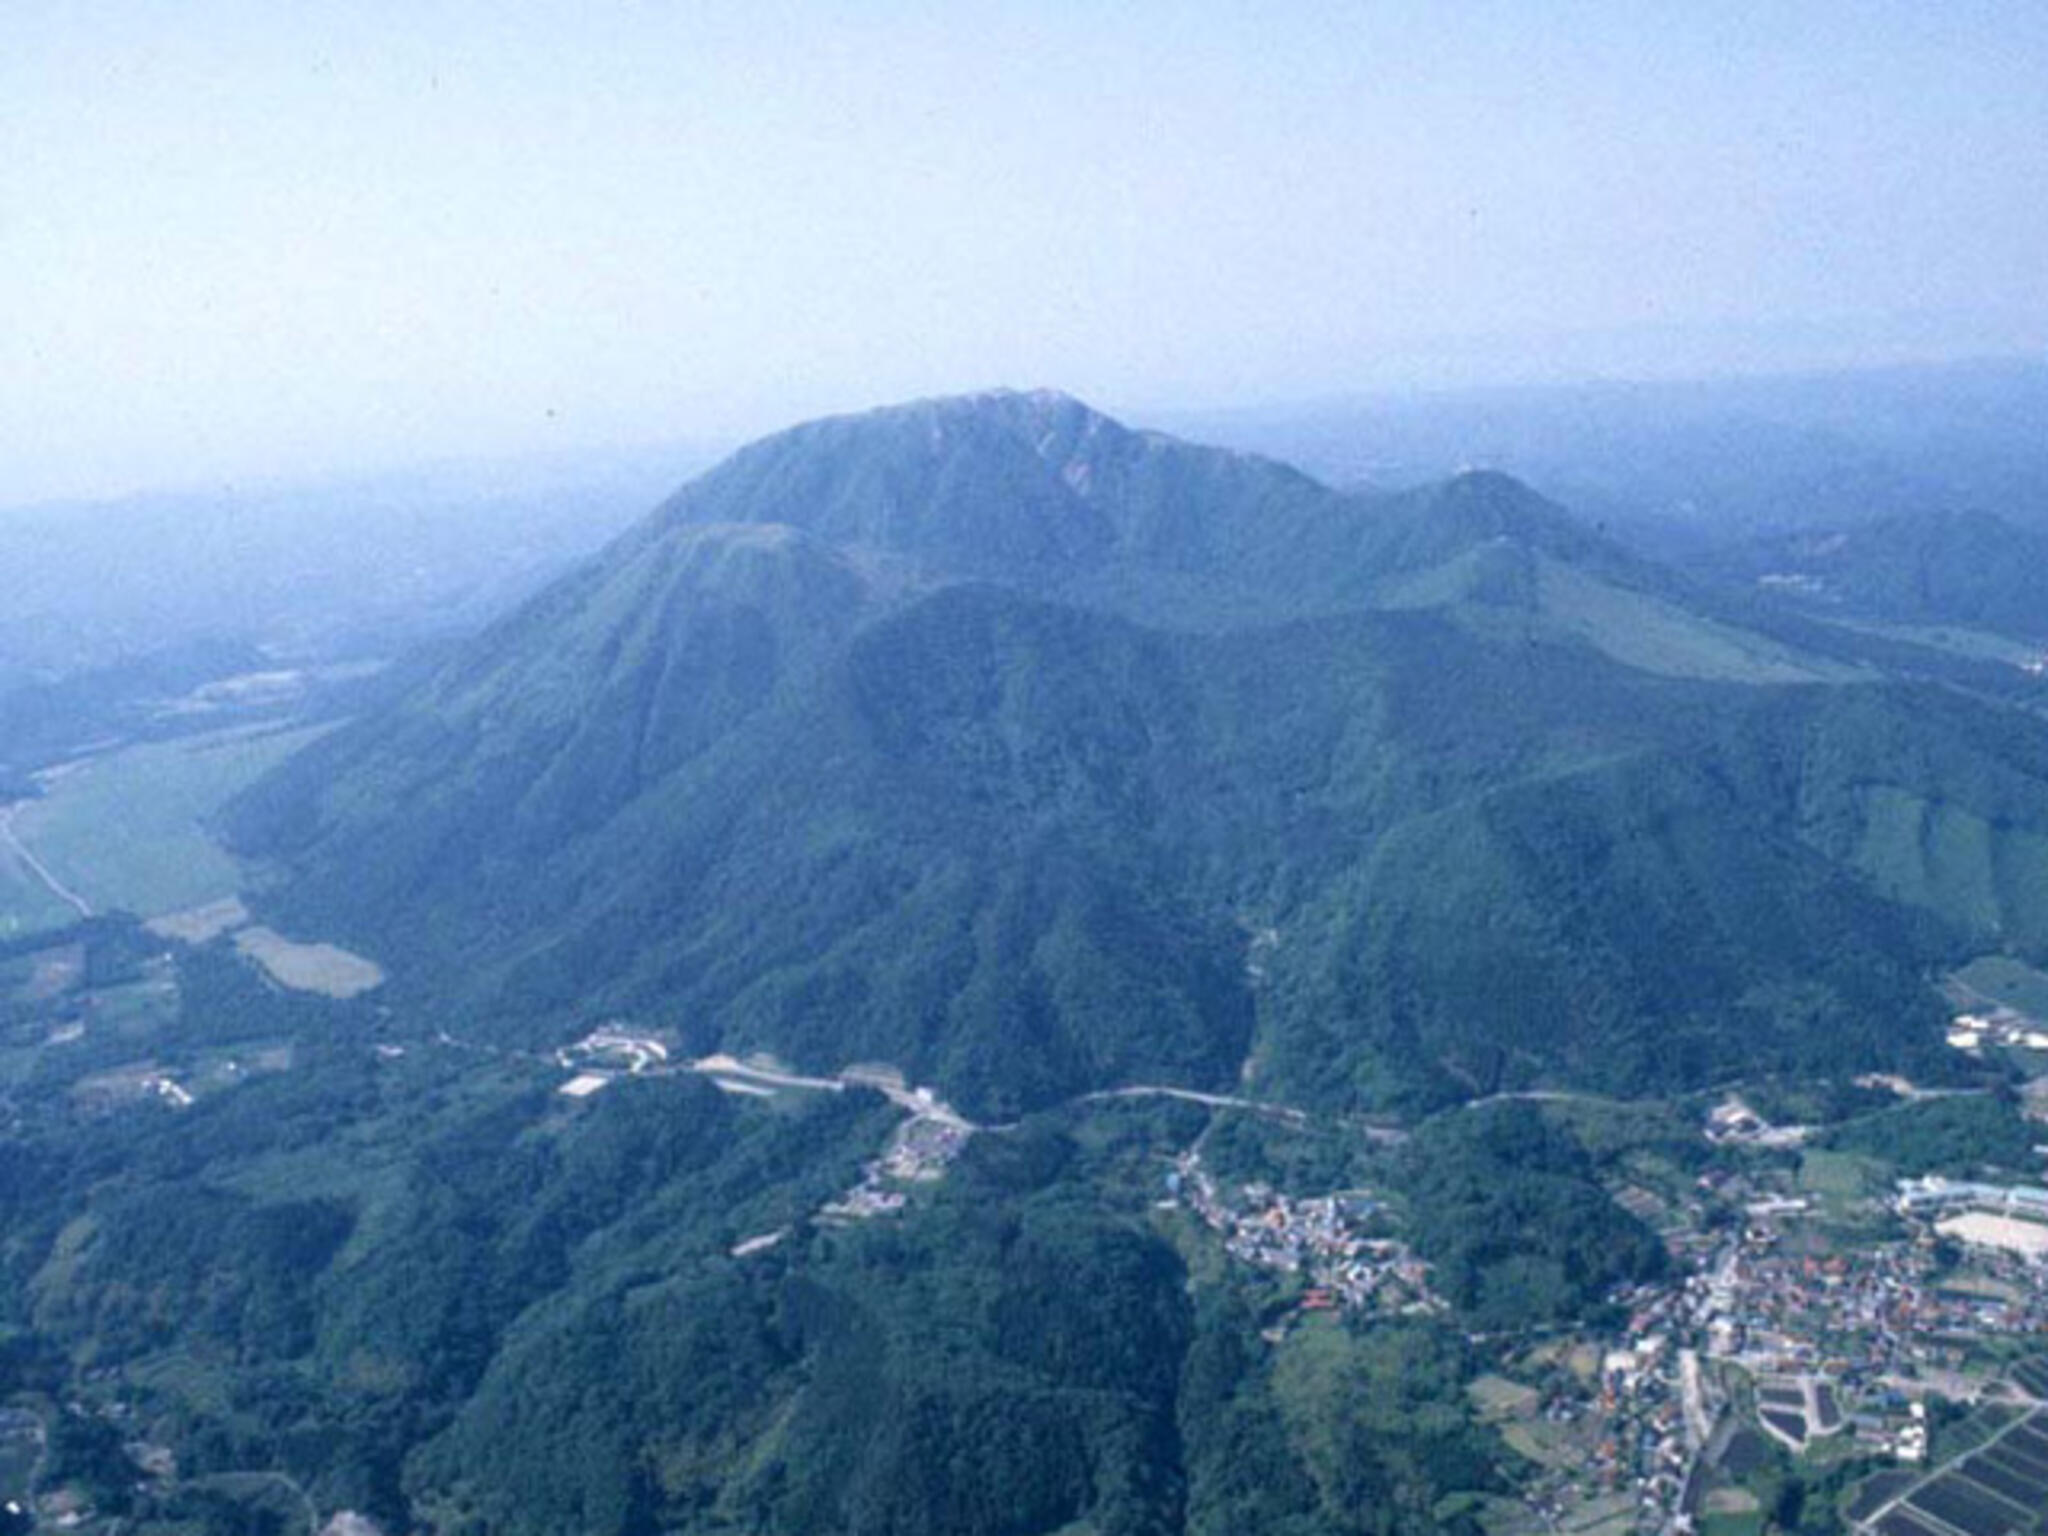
[230, 391, 2048, 1117]
[1690, 508, 2048, 642]
[0, 439, 713, 686]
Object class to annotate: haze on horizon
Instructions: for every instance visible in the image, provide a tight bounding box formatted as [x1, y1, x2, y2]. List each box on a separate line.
[5, 0, 2045, 507]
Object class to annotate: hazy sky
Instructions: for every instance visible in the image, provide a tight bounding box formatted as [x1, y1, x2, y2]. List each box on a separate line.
[6, 0, 2046, 503]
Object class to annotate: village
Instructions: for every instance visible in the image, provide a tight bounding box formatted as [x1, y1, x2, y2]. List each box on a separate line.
[818, 1110, 974, 1222]
[553, 989, 2048, 1535]
[1165, 1148, 1442, 1317]
[16, 952, 2048, 1536]
[1153, 1066, 2048, 1536]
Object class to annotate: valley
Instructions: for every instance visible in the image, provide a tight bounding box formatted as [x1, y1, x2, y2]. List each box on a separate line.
[0, 723, 333, 938]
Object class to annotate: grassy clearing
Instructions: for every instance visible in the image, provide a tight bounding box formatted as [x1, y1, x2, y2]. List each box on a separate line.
[1469, 1374, 1542, 1419]
[1499, 1416, 1587, 1472]
[8, 723, 329, 924]
[1705, 1488, 1761, 1515]
[1558, 1493, 1637, 1536]
[94, 966, 181, 1041]
[1798, 1150, 1883, 1214]
[146, 894, 251, 944]
[233, 925, 384, 998]
[1475, 1493, 1550, 1536]
[3, 941, 81, 1003]
[1536, 559, 1859, 685]
[1953, 955, 2048, 1021]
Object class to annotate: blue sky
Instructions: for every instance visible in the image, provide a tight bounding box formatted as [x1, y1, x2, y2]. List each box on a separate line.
[4, 0, 2045, 502]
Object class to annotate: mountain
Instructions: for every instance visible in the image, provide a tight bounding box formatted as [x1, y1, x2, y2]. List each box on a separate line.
[228, 391, 2048, 1117]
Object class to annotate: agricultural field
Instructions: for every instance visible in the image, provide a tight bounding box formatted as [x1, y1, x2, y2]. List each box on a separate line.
[1855, 1406, 2048, 1536]
[2014, 1356, 2048, 1399]
[1, 724, 327, 930]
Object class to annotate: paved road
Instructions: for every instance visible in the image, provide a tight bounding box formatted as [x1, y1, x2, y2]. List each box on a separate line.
[454, 1032, 1400, 1144]
[1461, 1089, 1631, 1110]
[1080, 1084, 1311, 1123]
[1679, 1349, 1711, 1452]
[688, 1054, 847, 1094]
[0, 804, 92, 919]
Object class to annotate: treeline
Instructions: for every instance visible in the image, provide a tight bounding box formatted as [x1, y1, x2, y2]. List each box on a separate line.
[1823, 1091, 2039, 1177]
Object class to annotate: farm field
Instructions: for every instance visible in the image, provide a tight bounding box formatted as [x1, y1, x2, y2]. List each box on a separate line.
[2, 723, 328, 930]
[232, 925, 385, 998]
[1855, 1407, 2048, 1535]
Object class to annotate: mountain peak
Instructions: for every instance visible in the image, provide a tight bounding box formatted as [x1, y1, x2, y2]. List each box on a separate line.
[854, 386, 1148, 478]
[651, 386, 1320, 586]
[781, 385, 1115, 443]
[646, 389, 1125, 578]
[1376, 467, 1615, 563]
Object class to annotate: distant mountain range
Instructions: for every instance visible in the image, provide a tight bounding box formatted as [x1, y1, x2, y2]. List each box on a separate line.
[1169, 358, 2048, 547]
[0, 440, 711, 687]
[229, 390, 2048, 1118]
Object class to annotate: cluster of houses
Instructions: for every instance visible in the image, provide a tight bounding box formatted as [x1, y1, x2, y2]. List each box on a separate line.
[1517, 1372, 1694, 1533]
[1702, 1097, 1811, 1149]
[819, 1099, 973, 1222]
[70, 1062, 194, 1114]
[1947, 1009, 2048, 1055]
[1588, 1327, 1697, 1516]
[1166, 1151, 1440, 1317]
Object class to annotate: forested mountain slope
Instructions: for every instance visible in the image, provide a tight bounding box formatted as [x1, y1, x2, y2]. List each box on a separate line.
[229, 392, 2048, 1117]
[1693, 508, 2048, 641]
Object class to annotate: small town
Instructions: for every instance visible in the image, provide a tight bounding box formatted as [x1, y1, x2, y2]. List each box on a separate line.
[1487, 1130, 2048, 1535]
[1156, 1054, 2048, 1536]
